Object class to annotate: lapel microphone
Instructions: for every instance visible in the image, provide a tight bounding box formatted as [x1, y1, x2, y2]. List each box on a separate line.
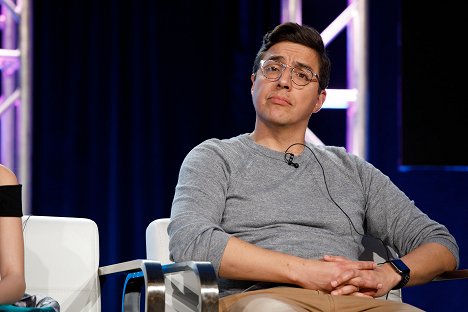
[285, 152, 299, 168]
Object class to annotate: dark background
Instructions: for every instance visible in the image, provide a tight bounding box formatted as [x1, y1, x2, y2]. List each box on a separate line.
[31, 0, 467, 310]
[401, 1, 468, 167]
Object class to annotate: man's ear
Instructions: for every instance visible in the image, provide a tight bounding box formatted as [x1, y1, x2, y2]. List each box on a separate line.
[251, 73, 255, 93]
[313, 89, 326, 113]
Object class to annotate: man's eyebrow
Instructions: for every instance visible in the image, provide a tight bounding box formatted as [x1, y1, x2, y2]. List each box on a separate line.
[265, 55, 314, 72]
[294, 61, 314, 72]
[266, 55, 285, 62]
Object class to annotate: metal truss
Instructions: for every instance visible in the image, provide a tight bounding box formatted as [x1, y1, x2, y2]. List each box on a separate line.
[0, 0, 32, 212]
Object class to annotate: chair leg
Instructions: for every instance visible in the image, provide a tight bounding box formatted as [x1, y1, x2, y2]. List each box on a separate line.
[122, 271, 143, 312]
[121, 261, 166, 312]
[142, 261, 166, 312]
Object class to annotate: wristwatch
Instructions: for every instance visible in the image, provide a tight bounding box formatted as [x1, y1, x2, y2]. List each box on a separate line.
[386, 259, 411, 290]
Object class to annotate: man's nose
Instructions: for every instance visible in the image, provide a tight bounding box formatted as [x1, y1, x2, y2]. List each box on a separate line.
[277, 68, 292, 89]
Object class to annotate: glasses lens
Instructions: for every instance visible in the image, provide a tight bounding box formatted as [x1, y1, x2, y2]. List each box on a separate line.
[261, 60, 283, 80]
[292, 68, 313, 86]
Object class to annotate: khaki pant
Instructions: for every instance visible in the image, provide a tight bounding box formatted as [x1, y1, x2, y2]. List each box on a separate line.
[219, 287, 424, 312]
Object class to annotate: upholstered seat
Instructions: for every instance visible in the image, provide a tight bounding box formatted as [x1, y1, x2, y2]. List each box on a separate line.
[23, 215, 165, 312]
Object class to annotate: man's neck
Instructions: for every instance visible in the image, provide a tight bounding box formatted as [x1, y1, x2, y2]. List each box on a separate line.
[250, 128, 306, 154]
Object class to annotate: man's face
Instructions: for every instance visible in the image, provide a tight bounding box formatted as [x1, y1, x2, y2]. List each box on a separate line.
[251, 41, 326, 129]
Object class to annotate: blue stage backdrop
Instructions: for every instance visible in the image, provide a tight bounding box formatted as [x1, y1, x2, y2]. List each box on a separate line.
[31, 0, 467, 310]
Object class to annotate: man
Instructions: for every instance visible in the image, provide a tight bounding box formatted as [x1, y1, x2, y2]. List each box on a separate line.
[168, 22, 459, 311]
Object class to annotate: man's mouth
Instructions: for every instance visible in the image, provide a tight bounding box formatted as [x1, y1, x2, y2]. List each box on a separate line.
[269, 95, 291, 105]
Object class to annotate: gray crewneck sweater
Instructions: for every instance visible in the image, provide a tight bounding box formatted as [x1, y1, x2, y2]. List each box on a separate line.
[168, 134, 459, 296]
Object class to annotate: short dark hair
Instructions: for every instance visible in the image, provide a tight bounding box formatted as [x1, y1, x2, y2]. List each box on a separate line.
[252, 22, 330, 91]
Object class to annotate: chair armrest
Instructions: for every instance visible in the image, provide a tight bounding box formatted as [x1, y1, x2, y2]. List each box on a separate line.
[433, 269, 468, 281]
[99, 259, 165, 312]
[163, 261, 219, 312]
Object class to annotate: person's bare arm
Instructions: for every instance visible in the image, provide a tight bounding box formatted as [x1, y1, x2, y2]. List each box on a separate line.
[328, 242, 457, 297]
[219, 236, 381, 293]
[0, 165, 26, 304]
[0, 217, 26, 304]
[399, 242, 457, 285]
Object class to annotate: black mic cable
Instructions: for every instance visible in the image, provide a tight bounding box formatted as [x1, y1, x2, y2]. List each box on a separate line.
[284, 142, 397, 299]
[284, 143, 392, 260]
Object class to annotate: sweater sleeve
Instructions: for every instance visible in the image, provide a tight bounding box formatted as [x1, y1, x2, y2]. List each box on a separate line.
[357, 157, 460, 267]
[168, 140, 232, 274]
[0, 185, 23, 217]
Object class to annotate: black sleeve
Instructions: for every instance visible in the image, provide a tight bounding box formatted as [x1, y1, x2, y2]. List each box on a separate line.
[0, 185, 23, 217]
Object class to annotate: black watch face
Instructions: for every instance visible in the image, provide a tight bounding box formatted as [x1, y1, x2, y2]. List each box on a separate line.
[389, 259, 410, 289]
[392, 259, 410, 273]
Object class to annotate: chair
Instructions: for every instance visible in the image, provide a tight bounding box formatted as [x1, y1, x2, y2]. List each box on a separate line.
[22, 215, 101, 311]
[146, 218, 468, 310]
[22, 215, 165, 312]
[146, 218, 218, 312]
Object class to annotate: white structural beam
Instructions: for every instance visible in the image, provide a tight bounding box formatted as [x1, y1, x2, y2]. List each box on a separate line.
[281, 0, 302, 24]
[19, 0, 33, 214]
[1, 2, 17, 171]
[346, 0, 367, 158]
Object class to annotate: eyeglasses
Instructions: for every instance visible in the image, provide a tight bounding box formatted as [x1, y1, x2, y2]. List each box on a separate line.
[260, 59, 319, 86]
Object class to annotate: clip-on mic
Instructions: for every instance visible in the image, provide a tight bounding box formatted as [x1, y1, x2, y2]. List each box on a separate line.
[285, 152, 299, 168]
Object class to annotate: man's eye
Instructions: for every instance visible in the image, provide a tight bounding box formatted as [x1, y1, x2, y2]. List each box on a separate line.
[295, 70, 311, 81]
[266, 65, 281, 72]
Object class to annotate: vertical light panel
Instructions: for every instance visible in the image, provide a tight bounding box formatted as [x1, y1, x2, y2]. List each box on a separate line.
[346, 0, 367, 158]
[20, 0, 33, 214]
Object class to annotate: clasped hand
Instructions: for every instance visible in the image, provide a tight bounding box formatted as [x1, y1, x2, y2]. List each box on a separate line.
[293, 255, 393, 298]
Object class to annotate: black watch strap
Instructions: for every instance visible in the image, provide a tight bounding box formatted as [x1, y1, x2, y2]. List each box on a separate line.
[386, 259, 411, 290]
